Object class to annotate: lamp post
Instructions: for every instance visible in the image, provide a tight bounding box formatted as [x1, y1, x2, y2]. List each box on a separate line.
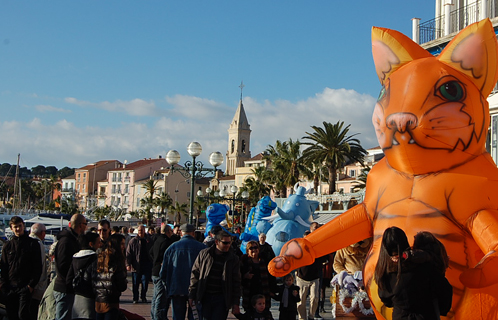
[166, 142, 223, 225]
[214, 186, 250, 231]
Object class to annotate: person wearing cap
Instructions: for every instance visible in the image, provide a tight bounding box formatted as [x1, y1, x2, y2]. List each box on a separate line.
[160, 224, 206, 320]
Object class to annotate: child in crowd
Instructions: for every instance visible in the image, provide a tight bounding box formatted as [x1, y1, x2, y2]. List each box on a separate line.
[274, 273, 300, 320]
[234, 294, 274, 320]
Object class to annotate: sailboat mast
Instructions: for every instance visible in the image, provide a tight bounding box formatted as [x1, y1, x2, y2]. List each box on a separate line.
[13, 154, 20, 210]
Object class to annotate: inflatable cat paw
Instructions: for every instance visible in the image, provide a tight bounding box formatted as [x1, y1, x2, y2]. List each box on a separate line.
[268, 19, 498, 320]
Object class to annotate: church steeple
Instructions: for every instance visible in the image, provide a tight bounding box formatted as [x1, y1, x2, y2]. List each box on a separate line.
[226, 82, 252, 176]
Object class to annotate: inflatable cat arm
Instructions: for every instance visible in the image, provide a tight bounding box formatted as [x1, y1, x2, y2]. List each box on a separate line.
[268, 19, 498, 320]
[240, 196, 277, 253]
[265, 186, 319, 257]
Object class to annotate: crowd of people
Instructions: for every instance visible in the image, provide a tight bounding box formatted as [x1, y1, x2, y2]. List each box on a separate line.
[0, 214, 453, 320]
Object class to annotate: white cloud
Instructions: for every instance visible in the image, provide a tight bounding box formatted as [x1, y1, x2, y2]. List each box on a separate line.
[0, 88, 378, 169]
[35, 105, 71, 113]
[65, 97, 157, 116]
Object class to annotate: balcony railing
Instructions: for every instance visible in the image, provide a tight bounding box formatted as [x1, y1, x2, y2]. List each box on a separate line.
[419, 1, 486, 44]
[62, 188, 74, 193]
[419, 16, 445, 43]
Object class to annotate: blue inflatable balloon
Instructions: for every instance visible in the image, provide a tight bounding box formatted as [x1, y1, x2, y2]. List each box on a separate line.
[240, 196, 277, 253]
[266, 186, 319, 256]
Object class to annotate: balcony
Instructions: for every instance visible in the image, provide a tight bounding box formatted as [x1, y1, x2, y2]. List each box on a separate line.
[62, 188, 74, 193]
[418, 1, 487, 44]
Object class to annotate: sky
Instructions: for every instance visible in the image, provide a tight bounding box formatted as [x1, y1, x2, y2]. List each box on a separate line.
[0, 1, 435, 170]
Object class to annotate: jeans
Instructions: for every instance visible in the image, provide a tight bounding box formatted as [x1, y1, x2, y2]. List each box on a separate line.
[53, 291, 75, 320]
[171, 295, 193, 320]
[5, 287, 32, 320]
[199, 294, 228, 320]
[296, 277, 320, 320]
[151, 276, 170, 320]
[132, 267, 151, 302]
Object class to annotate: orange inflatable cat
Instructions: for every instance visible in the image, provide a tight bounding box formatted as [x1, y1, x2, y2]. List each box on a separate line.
[268, 19, 498, 320]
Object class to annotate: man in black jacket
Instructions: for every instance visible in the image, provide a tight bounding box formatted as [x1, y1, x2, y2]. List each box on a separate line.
[53, 213, 87, 320]
[0, 216, 42, 320]
[149, 223, 179, 320]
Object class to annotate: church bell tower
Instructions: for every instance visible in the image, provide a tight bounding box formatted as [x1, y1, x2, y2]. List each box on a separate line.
[226, 82, 252, 176]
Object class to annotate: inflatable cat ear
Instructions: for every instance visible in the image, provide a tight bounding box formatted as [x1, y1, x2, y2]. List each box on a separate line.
[372, 19, 498, 96]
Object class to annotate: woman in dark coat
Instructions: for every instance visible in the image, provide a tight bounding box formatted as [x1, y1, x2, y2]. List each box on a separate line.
[89, 233, 128, 320]
[375, 227, 452, 320]
[240, 241, 276, 312]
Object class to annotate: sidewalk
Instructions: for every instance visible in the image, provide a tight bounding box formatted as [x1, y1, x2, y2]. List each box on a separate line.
[120, 278, 339, 320]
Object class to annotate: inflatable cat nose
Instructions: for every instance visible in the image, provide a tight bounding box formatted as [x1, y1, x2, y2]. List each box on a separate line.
[386, 112, 417, 133]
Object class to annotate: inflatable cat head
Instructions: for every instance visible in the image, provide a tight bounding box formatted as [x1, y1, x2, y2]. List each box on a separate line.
[372, 19, 498, 174]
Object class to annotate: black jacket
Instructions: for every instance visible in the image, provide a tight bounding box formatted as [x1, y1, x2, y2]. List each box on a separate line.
[149, 233, 180, 277]
[378, 260, 452, 320]
[90, 248, 128, 304]
[54, 228, 81, 293]
[0, 232, 42, 290]
[274, 284, 300, 312]
[66, 249, 97, 298]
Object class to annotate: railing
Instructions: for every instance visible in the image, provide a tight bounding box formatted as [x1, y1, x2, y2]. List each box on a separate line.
[450, 1, 480, 34]
[419, 1, 485, 44]
[112, 178, 121, 182]
[419, 16, 445, 43]
[62, 188, 74, 192]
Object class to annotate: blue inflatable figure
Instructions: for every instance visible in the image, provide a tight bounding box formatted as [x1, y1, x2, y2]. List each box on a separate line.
[204, 203, 238, 238]
[239, 196, 277, 253]
[265, 186, 319, 257]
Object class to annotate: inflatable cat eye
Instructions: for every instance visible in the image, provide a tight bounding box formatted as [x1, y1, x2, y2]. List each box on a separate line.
[268, 19, 498, 320]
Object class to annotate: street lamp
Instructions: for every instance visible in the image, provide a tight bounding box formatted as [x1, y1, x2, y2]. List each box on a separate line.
[166, 142, 223, 224]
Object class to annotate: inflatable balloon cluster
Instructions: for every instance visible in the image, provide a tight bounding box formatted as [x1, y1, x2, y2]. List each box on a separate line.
[268, 19, 498, 320]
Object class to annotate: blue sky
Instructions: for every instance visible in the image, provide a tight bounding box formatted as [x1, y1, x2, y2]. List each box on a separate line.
[0, 1, 434, 170]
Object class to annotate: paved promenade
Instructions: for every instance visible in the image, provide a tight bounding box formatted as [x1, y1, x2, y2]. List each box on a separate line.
[119, 275, 350, 320]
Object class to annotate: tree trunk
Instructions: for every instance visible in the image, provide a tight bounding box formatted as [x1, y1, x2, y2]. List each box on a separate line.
[328, 166, 337, 194]
[314, 175, 319, 194]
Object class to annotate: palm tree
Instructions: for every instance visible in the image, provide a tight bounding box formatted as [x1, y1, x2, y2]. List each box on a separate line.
[193, 196, 208, 229]
[353, 166, 371, 192]
[302, 121, 367, 194]
[143, 179, 158, 208]
[243, 166, 272, 205]
[155, 192, 173, 220]
[302, 157, 328, 195]
[169, 201, 188, 225]
[265, 138, 307, 197]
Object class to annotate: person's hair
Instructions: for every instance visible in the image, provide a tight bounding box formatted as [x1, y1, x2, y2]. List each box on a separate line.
[121, 226, 129, 234]
[258, 233, 266, 240]
[9, 216, 24, 227]
[154, 226, 160, 234]
[30, 223, 46, 236]
[210, 225, 222, 236]
[251, 294, 265, 307]
[97, 233, 125, 273]
[310, 222, 320, 231]
[99, 219, 110, 229]
[215, 230, 231, 241]
[283, 273, 295, 282]
[111, 226, 120, 234]
[161, 223, 171, 234]
[79, 231, 100, 250]
[375, 226, 410, 290]
[303, 230, 311, 237]
[413, 231, 449, 274]
[89, 227, 97, 233]
[246, 240, 260, 253]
